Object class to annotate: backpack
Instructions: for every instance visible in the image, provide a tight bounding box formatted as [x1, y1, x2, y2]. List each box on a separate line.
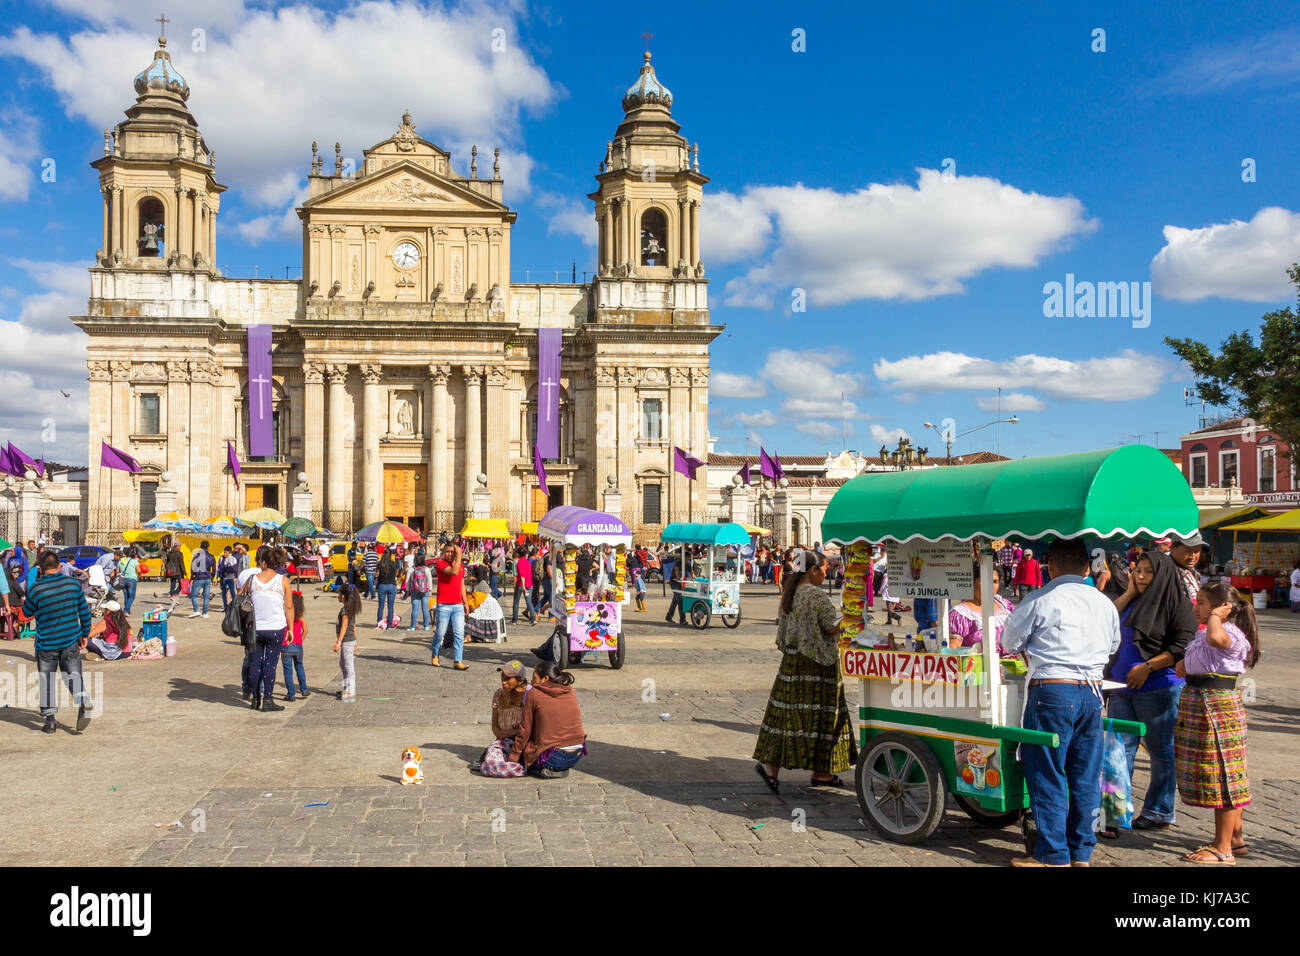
[409, 565, 429, 595]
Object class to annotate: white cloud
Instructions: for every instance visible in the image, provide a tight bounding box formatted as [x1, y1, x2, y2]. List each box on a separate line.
[734, 410, 778, 427]
[711, 372, 767, 399]
[1150, 207, 1300, 302]
[780, 397, 869, 420]
[0, 2, 559, 217]
[797, 421, 851, 441]
[0, 111, 41, 202]
[870, 425, 912, 445]
[874, 349, 1168, 402]
[39, 1, 251, 32]
[975, 392, 1046, 413]
[708, 170, 1096, 308]
[535, 191, 596, 247]
[1153, 28, 1300, 95]
[761, 348, 865, 399]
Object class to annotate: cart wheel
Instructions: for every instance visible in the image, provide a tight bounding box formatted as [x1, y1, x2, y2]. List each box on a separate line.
[607, 631, 626, 669]
[722, 607, 742, 629]
[855, 732, 946, 844]
[1021, 808, 1039, 857]
[689, 603, 711, 629]
[552, 627, 570, 670]
[954, 794, 1020, 829]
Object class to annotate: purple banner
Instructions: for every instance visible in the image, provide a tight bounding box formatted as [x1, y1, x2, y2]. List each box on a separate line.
[227, 440, 241, 489]
[535, 328, 562, 459]
[100, 441, 142, 473]
[246, 324, 274, 457]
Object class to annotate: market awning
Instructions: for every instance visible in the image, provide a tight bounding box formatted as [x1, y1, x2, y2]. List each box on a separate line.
[660, 522, 752, 546]
[740, 522, 772, 535]
[520, 521, 539, 535]
[536, 506, 631, 546]
[1199, 506, 1268, 530]
[459, 518, 511, 539]
[821, 445, 1198, 545]
[1221, 508, 1300, 533]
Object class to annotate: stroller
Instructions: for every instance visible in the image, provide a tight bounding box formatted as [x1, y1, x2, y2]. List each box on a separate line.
[81, 564, 115, 617]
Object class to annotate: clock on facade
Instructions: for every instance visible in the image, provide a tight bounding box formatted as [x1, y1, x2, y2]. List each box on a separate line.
[392, 241, 420, 269]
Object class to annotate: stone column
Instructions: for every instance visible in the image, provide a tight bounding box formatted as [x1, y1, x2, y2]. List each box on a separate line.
[462, 365, 484, 512]
[326, 364, 349, 517]
[191, 192, 201, 265]
[623, 198, 634, 272]
[303, 362, 325, 512]
[471, 474, 491, 519]
[691, 367, 710, 519]
[690, 200, 700, 268]
[154, 471, 179, 518]
[485, 368, 509, 508]
[291, 473, 312, 519]
[165, 360, 190, 508]
[188, 360, 215, 514]
[601, 475, 623, 523]
[87, 361, 112, 515]
[176, 186, 190, 264]
[360, 363, 383, 526]
[109, 361, 132, 512]
[668, 366, 689, 521]
[602, 205, 613, 271]
[772, 481, 792, 547]
[110, 187, 122, 261]
[101, 188, 110, 260]
[428, 364, 450, 524]
[728, 480, 751, 526]
[678, 198, 688, 270]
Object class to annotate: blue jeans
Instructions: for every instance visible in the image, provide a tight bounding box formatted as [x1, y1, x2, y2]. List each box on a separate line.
[190, 578, 211, 614]
[280, 645, 307, 698]
[1107, 684, 1182, 824]
[409, 594, 429, 628]
[489, 573, 501, 599]
[36, 644, 90, 717]
[434, 603, 464, 662]
[120, 577, 137, 614]
[527, 745, 586, 775]
[512, 584, 536, 623]
[364, 572, 376, 598]
[1021, 682, 1104, 865]
[220, 577, 236, 610]
[376, 584, 397, 626]
[248, 629, 284, 699]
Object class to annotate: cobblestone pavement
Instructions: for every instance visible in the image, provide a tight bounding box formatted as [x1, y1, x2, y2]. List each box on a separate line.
[2, 582, 1296, 866]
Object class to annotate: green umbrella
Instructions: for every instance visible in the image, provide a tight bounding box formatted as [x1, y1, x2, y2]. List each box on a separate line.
[0, 537, 12, 551]
[279, 517, 318, 539]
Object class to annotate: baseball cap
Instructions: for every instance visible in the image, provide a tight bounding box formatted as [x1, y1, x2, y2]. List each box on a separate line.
[499, 660, 528, 682]
[1170, 531, 1205, 549]
[1153, 536, 1172, 547]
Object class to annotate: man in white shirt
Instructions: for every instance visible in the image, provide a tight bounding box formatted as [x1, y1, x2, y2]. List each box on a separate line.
[1001, 537, 1121, 868]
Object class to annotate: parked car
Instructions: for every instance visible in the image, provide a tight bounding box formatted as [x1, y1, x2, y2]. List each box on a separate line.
[56, 545, 111, 571]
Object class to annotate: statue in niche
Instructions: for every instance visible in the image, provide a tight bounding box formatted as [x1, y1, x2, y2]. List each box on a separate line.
[396, 398, 414, 435]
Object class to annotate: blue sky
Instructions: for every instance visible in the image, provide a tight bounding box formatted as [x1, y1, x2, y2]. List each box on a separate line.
[1, 0, 1298, 465]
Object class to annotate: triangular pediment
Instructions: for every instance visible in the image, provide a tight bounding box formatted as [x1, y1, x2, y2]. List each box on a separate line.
[301, 160, 509, 213]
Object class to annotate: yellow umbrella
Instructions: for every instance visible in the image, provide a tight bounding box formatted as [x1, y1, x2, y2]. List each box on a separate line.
[521, 521, 539, 535]
[460, 518, 510, 538]
[237, 506, 288, 526]
[740, 522, 772, 535]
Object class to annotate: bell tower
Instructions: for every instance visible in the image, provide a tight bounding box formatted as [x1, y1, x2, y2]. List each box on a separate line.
[91, 26, 225, 272]
[588, 47, 708, 298]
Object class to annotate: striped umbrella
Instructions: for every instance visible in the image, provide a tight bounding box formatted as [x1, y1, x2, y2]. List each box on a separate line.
[354, 520, 421, 544]
[144, 512, 204, 532]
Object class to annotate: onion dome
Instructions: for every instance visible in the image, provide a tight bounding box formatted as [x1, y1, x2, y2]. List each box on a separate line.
[622, 51, 672, 112]
[133, 36, 190, 102]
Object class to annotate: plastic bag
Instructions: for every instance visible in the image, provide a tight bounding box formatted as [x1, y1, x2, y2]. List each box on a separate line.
[1100, 728, 1134, 830]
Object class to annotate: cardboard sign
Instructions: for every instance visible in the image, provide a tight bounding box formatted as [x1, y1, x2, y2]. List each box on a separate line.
[886, 540, 973, 599]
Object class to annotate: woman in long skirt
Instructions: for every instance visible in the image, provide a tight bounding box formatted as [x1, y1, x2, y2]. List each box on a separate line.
[754, 548, 857, 791]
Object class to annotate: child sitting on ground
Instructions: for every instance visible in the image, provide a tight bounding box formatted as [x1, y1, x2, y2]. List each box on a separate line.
[473, 660, 530, 777]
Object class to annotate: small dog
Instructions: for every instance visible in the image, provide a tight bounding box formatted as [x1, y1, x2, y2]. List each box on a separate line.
[400, 746, 423, 785]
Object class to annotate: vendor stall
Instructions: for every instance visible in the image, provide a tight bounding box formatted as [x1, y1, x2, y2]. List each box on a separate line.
[537, 506, 630, 669]
[1220, 508, 1300, 605]
[821, 445, 1195, 845]
[659, 522, 748, 629]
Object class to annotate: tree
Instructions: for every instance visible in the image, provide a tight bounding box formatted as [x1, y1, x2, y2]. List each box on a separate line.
[1166, 264, 1300, 453]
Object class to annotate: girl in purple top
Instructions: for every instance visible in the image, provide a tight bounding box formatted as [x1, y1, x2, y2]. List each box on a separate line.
[947, 565, 1014, 653]
[1174, 582, 1261, 864]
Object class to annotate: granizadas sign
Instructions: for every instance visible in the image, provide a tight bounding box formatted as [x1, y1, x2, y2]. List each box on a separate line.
[885, 540, 973, 599]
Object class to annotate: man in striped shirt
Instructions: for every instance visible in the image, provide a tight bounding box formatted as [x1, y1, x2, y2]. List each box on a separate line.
[23, 550, 94, 734]
[362, 545, 379, 599]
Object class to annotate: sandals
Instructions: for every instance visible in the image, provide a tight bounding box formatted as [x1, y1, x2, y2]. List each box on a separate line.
[808, 775, 848, 788]
[1132, 817, 1172, 831]
[1184, 845, 1235, 865]
[754, 762, 779, 795]
[1232, 843, 1249, 858]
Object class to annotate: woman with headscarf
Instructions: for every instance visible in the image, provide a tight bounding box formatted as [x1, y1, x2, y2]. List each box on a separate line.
[1104, 550, 1196, 835]
[753, 548, 857, 793]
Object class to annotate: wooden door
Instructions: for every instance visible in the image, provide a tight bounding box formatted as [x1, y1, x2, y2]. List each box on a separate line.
[532, 486, 549, 520]
[384, 464, 427, 522]
[244, 485, 264, 510]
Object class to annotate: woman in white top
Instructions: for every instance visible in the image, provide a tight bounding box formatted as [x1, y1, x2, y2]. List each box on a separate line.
[243, 545, 295, 712]
[1290, 559, 1300, 612]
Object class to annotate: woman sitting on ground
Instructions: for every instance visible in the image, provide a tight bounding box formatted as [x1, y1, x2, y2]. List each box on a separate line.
[510, 661, 587, 778]
[472, 660, 531, 776]
[84, 602, 132, 661]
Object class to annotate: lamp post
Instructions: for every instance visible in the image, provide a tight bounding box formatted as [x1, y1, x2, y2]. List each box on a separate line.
[877, 436, 928, 471]
[924, 416, 1019, 463]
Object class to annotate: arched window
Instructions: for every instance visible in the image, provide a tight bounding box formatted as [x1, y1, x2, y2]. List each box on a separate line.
[526, 382, 573, 461]
[137, 197, 165, 258]
[640, 207, 668, 266]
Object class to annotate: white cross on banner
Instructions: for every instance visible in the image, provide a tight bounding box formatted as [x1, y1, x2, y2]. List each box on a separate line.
[246, 324, 275, 457]
[535, 328, 562, 458]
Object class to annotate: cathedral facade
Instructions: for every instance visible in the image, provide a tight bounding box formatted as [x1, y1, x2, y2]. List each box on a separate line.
[74, 37, 719, 536]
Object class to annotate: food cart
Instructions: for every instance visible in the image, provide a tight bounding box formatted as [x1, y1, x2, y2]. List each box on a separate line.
[659, 522, 747, 629]
[820, 445, 1196, 845]
[537, 506, 630, 670]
